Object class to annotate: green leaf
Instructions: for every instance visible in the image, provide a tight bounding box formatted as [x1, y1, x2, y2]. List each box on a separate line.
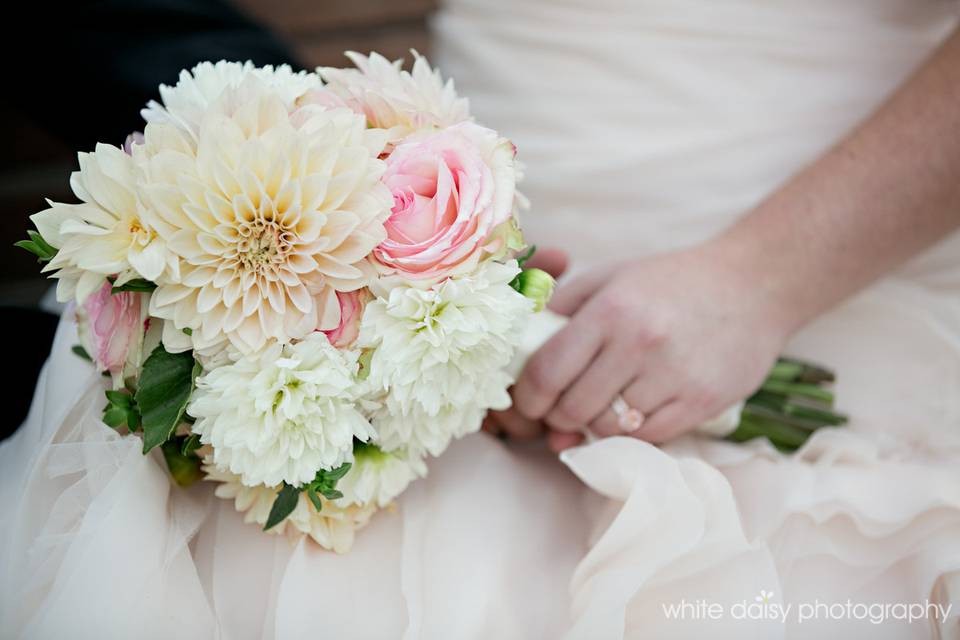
[102, 389, 140, 431]
[265, 483, 302, 531]
[306, 487, 323, 512]
[181, 433, 202, 457]
[323, 462, 352, 483]
[136, 345, 201, 453]
[128, 407, 141, 431]
[111, 278, 157, 294]
[320, 489, 343, 501]
[102, 407, 130, 429]
[71, 345, 92, 362]
[15, 230, 57, 263]
[105, 390, 133, 408]
[160, 439, 204, 487]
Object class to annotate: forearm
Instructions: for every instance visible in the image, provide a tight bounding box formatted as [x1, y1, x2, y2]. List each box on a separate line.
[709, 27, 960, 335]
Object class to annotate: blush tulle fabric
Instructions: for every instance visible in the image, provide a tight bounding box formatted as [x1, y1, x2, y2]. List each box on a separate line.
[4, 0, 960, 637]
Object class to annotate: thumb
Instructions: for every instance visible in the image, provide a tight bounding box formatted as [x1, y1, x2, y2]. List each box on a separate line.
[524, 246, 569, 279]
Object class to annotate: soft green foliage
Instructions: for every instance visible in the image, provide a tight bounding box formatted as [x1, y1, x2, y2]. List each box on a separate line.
[265, 484, 302, 531]
[161, 437, 204, 487]
[102, 389, 141, 432]
[136, 345, 201, 453]
[181, 433, 202, 457]
[72, 345, 93, 362]
[110, 278, 157, 294]
[15, 230, 57, 264]
[264, 462, 354, 531]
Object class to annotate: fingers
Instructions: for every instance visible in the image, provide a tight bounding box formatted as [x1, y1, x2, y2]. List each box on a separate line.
[544, 342, 635, 432]
[547, 430, 584, 453]
[524, 247, 569, 279]
[628, 399, 702, 444]
[512, 312, 605, 421]
[488, 406, 543, 440]
[587, 375, 676, 437]
[548, 268, 611, 316]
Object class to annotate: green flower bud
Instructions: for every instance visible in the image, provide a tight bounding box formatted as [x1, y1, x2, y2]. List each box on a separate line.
[513, 268, 555, 312]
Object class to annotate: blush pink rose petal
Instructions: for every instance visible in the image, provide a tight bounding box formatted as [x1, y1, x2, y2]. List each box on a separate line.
[374, 122, 516, 280]
[323, 289, 371, 348]
[76, 280, 147, 386]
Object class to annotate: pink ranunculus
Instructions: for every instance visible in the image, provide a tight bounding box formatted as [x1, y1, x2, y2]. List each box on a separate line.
[323, 289, 371, 348]
[374, 122, 516, 281]
[76, 280, 147, 386]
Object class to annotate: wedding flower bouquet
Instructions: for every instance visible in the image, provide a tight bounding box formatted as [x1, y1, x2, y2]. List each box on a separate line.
[18, 52, 846, 553]
[19, 53, 552, 552]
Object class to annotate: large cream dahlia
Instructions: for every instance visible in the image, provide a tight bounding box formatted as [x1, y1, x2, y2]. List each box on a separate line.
[318, 51, 471, 143]
[136, 79, 393, 353]
[188, 333, 376, 488]
[203, 459, 377, 553]
[31, 143, 172, 303]
[142, 61, 320, 133]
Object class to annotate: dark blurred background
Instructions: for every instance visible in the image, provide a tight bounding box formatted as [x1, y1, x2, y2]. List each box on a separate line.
[2, 0, 436, 430]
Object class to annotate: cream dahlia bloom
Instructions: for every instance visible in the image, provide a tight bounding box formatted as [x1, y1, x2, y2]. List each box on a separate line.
[142, 60, 320, 132]
[203, 460, 377, 553]
[336, 443, 427, 508]
[188, 333, 375, 487]
[137, 79, 393, 353]
[359, 260, 534, 455]
[31, 143, 172, 303]
[318, 51, 470, 143]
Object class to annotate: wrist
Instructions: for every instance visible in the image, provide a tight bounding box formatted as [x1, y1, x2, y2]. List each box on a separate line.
[696, 231, 810, 343]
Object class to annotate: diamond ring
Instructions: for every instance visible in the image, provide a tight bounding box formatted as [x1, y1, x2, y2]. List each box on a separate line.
[611, 394, 644, 432]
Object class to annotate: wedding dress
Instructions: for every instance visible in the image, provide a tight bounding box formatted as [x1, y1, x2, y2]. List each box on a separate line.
[3, 0, 960, 638]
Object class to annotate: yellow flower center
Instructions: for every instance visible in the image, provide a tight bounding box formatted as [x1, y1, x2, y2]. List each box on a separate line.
[126, 217, 155, 247]
[237, 220, 292, 274]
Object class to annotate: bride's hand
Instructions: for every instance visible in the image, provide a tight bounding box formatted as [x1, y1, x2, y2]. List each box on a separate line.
[510, 244, 790, 449]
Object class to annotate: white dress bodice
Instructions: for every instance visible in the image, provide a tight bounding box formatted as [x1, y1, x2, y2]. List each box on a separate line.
[435, 0, 960, 284]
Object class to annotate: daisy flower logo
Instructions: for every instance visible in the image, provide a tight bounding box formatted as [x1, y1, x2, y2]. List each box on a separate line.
[756, 590, 775, 604]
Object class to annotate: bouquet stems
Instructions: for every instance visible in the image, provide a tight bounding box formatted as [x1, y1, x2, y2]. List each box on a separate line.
[725, 357, 848, 452]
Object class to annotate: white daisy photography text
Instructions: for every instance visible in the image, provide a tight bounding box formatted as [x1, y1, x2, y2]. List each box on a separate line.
[661, 592, 953, 626]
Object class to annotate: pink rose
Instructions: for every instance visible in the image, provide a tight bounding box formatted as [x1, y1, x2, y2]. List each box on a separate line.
[76, 280, 147, 385]
[374, 122, 516, 280]
[322, 289, 371, 348]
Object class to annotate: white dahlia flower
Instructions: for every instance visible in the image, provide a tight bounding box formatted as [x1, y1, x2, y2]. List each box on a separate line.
[336, 442, 427, 508]
[372, 400, 488, 458]
[142, 60, 320, 133]
[31, 143, 172, 303]
[318, 51, 470, 143]
[203, 460, 377, 553]
[359, 260, 533, 455]
[136, 78, 393, 354]
[188, 333, 375, 488]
